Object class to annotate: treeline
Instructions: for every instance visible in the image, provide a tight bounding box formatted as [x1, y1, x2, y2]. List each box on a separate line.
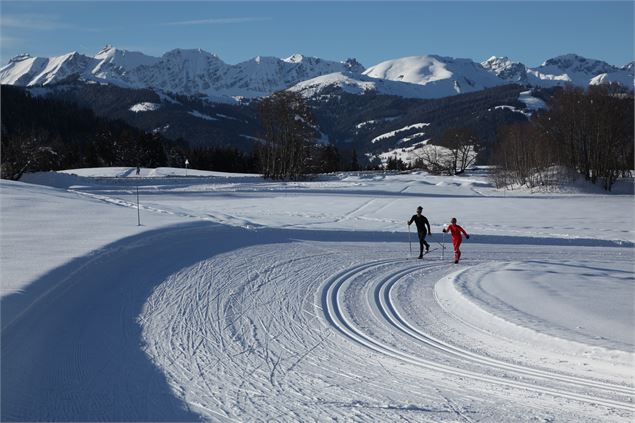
[1, 86, 361, 181]
[491, 85, 633, 191]
[188, 147, 259, 173]
[1, 86, 177, 179]
[0, 86, 256, 179]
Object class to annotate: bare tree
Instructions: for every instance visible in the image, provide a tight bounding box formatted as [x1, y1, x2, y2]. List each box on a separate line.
[413, 144, 449, 174]
[415, 128, 480, 175]
[493, 85, 633, 191]
[1, 130, 62, 180]
[258, 91, 317, 180]
[534, 85, 633, 191]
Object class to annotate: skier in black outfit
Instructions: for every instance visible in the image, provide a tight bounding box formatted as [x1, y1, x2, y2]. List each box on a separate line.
[408, 206, 431, 259]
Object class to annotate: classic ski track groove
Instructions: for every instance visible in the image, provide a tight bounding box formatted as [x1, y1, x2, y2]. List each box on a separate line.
[320, 259, 635, 412]
[379, 267, 635, 397]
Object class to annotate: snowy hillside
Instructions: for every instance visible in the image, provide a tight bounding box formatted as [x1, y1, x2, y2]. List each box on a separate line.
[288, 71, 470, 100]
[370, 122, 430, 144]
[2, 168, 633, 421]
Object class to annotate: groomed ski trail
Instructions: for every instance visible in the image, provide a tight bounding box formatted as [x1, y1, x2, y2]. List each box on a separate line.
[140, 236, 633, 422]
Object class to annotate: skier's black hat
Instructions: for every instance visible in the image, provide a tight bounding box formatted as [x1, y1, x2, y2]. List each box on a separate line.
[416, 206, 422, 211]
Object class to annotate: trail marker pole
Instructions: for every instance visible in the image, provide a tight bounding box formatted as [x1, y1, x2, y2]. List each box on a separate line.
[136, 178, 141, 226]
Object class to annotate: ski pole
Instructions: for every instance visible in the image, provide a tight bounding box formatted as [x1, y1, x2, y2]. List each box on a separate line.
[408, 224, 412, 257]
[428, 234, 445, 249]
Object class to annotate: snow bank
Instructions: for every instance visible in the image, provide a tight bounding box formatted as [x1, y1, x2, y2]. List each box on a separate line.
[518, 90, 547, 110]
[129, 102, 161, 112]
[370, 123, 430, 144]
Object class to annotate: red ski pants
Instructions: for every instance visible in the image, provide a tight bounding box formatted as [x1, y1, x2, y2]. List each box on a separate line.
[452, 237, 462, 262]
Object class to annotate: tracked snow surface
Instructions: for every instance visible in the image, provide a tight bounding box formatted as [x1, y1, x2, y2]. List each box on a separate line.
[2, 168, 634, 422]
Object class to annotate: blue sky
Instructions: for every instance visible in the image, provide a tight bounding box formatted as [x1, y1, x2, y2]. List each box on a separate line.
[1, 1, 633, 67]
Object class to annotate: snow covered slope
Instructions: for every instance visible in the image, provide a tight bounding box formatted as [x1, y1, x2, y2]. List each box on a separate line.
[4, 52, 95, 86]
[2, 168, 633, 421]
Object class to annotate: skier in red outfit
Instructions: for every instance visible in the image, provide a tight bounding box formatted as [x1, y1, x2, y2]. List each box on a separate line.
[442, 217, 469, 264]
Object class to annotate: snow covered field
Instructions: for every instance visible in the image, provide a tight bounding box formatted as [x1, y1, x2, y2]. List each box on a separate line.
[2, 167, 633, 421]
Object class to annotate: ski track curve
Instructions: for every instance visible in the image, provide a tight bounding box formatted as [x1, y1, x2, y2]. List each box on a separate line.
[320, 259, 633, 410]
[139, 239, 633, 422]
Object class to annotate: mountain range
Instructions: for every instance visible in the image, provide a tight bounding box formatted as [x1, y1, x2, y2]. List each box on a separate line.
[2, 46, 633, 167]
[2, 46, 633, 102]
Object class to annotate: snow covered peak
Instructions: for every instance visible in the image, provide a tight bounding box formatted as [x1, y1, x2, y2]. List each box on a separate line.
[528, 54, 630, 88]
[159, 48, 226, 71]
[162, 48, 221, 63]
[483, 56, 510, 66]
[1, 54, 49, 85]
[10, 51, 96, 86]
[95, 45, 116, 59]
[540, 54, 616, 75]
[219, 55, 359, 98]
[343, 58, 365, 73]
[283, 54, 364, 73]
[589, 67, 634, 88]
[93, 45, 160, 75]
[479, 54, 633, 90]
[481, 56, 528, 84]
[364, 55, 452, 84]
[9, 53, 33, 63]
[250, 55, 279, 65]
[482, 56, 515, 71]
[284, 53, 305, 63]
[128, 48, 229, 96]
[363, 55, 505, 95]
